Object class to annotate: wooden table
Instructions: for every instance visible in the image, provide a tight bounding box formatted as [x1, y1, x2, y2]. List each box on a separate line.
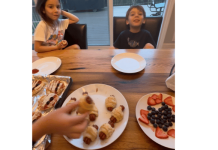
[32, 49, 175, 150]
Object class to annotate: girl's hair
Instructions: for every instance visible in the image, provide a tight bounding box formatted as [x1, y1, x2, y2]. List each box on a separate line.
[35, 0, 61, 25]
[125, 5, 146, 21]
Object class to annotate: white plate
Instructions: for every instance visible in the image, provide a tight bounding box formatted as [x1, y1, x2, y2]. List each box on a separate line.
[32, 57, 61, 75]
[62, 84, 129, 150]
[111, 53, 146, 73]
[135, 93, 175, 149]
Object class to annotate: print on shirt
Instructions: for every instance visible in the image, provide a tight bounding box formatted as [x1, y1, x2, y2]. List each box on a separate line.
[127, 37, 139, 48]
[46, 30, 64, 46]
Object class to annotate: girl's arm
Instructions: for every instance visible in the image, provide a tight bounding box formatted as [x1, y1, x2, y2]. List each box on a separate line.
[61, 10, 79, 24]
[34, 41, 67, 53]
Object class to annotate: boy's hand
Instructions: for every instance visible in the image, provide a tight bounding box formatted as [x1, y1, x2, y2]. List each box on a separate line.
[144, 43, 154, 49]
[33, 101, 89, 140]
[57, 40, 68, 50]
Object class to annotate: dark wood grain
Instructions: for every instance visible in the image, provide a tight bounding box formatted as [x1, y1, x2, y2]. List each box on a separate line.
[32, 49, 175, 150]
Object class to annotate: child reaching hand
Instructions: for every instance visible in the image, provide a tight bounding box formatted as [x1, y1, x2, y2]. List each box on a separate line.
[112, 5, 156, 49]
[34, 0, 80, 52]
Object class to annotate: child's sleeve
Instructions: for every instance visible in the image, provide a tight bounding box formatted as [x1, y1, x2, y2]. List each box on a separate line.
[146, 31, 156, 48]
[34, 23, 46, 42]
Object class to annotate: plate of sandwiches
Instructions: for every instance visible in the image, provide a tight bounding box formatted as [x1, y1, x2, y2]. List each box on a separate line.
[62, 84, 129, 149]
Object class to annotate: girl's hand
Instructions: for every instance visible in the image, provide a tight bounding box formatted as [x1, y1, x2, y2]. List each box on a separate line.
[57, 40, 68, 50]
[33, 101, 89, 141]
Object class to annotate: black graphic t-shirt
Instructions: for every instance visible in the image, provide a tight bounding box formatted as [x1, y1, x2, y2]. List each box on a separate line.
[114, 29, 156, 49]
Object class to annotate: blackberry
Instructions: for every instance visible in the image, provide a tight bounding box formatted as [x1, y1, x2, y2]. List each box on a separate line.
[150, 119, 155, 124]
[164, 105, 168, 109]
[163, 126, 168, 132]
[147, 116, 151, 120]
[167, 114, 171, 118]
[153, 124, 157, 128]
[147, 106, 152, 110]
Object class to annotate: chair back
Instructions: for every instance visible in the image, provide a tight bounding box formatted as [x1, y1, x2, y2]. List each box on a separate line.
[113, 17, 163, 45]
[64, 23, 88, 49]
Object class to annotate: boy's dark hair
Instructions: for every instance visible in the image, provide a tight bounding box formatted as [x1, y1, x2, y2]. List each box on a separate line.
[125, 5, 146, 29]
[125, 5, 146, 21]
[35, 0, 61, 25]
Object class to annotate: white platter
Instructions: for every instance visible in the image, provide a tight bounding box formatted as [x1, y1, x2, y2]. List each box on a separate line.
[32, 57, 61, 75]
[62, 84, 129, 149]
[135, 93, 175, 149]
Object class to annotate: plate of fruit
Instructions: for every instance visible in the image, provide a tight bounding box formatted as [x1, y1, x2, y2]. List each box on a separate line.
[136, 93, 175, 149]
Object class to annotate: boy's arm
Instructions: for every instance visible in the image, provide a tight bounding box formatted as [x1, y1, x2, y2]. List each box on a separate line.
[144, 32, 156, 48]
[61, 10, 79, 24]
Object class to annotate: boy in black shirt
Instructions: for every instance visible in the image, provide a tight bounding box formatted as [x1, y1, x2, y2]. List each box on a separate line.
[112, 5, 156, 49]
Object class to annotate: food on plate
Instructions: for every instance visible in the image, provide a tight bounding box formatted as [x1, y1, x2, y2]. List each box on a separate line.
[155, 127, 168, 139]
[66, 98, 77, 113]
[151, 93, 162, 104]
[32, 69, 39, 74]
[46, 80, 65, 95]
[172, 105, 175, 112]
[37, 93, 59, 111]
[138, 95, 175, 139]
[66, 97, 76, 106]
[164, 96, 174, 106]
[167, 129, 175, 138]
[110, 105, 125, 123]
[32, 79, 45, 96]
[147, 97, 156, 106]
[89, 105, 98, 121]
[83, 125, 98, 145]
[99, 123, 115, 140]
[105, 95, 117, 111]
[77, 94, 94, 114]
[62, 40, 67, 45]
[32, 111, 42, 122]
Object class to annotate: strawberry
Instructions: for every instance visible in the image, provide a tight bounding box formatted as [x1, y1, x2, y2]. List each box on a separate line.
[155, 98, 162, 104]
[151, 94, 158, 100]
[164, 96, 174, 106]
[155, 127, 168, 139]
[158, 93, 163, 100]
[140, 109, 149, 116]
[172, 105, 175, 112]
[139, 116, 149, 125]
[147, 97, 156, 106]
[167, 129, 175, 138]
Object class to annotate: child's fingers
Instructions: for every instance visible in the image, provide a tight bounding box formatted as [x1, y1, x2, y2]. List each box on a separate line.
[59, 101, 79, 113]
[66, 133, 82, 139]
[69, 112, 89, 125]
[69, 119, 88, 133]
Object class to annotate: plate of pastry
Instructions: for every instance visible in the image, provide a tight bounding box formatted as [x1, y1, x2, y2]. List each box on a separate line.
[32, 57, 61, 76]
[136, 93, 175, 149]
[111, 53, 146, 73]
[62, 84, 129, 149]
